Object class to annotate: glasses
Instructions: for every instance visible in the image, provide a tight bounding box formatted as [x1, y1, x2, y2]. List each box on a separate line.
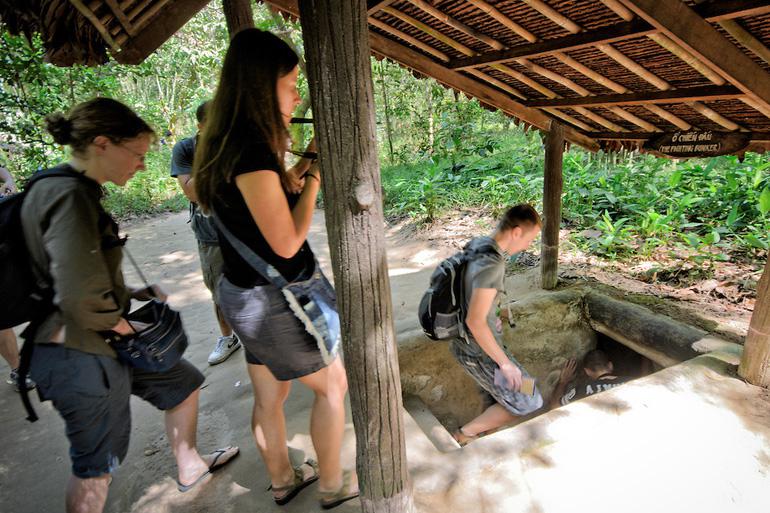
[115, 143, 147, 164]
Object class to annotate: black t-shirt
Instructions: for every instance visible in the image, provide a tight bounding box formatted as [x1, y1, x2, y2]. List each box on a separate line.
[212, 142, 314, 288]
[560, 375, 630, 406]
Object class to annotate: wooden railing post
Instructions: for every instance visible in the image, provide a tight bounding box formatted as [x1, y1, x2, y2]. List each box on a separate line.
[541, 120, 564, 290]
[739, 258, 770, 387]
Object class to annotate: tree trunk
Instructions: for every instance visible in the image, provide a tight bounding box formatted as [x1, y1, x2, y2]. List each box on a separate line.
[297, 1, 415, 512]
[739, 258, 770, 387]
[222, 0, 254, 37]
[541, 120, 564, 290]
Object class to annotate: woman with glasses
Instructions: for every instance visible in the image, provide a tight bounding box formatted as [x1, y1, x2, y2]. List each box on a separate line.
[20, 98, 238, 513]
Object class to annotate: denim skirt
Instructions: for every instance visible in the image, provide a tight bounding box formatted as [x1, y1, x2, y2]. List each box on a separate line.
[217, 276, 328, 380]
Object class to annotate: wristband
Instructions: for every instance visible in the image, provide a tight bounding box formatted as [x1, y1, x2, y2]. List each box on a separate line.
[302, 169, 320, 180]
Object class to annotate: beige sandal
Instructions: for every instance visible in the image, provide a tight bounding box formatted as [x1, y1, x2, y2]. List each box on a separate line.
[270, 459, 319, 506]
[319, 470, 359, 510]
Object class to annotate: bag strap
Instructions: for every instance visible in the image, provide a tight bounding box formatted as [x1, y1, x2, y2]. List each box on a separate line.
[211, 210, 290, 289]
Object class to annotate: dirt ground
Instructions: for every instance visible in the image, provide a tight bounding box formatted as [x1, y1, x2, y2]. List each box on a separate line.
[0, 208, 754, 513]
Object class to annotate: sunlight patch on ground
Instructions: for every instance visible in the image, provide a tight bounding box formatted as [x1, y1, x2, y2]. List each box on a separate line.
[158, 251, 195, 264]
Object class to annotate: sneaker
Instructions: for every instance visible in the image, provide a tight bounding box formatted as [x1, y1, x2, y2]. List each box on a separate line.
[207, 334, 241, 365]
[7, 368, 35, 392]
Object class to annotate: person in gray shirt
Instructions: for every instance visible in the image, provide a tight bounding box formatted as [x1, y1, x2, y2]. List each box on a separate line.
[452, 204, 544, 444]
[171, 102, 241, 365]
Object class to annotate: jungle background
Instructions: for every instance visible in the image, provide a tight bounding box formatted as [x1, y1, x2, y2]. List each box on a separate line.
[0, 3, 767, 322]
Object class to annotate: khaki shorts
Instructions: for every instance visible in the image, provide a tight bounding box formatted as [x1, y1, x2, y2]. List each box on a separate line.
[197, 241, 224, 304]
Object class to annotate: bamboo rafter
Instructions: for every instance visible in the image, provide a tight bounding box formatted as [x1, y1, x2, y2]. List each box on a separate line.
[70, 0, 122, 52]
[369, 18, 450, 63]
[104, 0, 136, 36]
[602, 4, 768, 126]
[647, 33, 726, 86]
[644, 104, 692, 130]
[380, 7, 529, 99]
[400, 1, 654, 132]
[552, 52, 627, 94]
[516, 58, 591, 96]
[719, 19, 770, 67]
[129, 0, 171, 34]
[688, 101, 743, 131]
[542, 108, 595, 132]
[464, 0, 669, 131]
[608, 106, 660, 131]
[573, 107, 627, 132]
[407, 0, 504, 50]
[466, 0, 537, 43]
[600, 0, 634, 22]
[597, 43, 671, 90]
[522, 0, 581, 34]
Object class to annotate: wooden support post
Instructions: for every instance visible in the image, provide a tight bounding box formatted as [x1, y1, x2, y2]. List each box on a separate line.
[297, 1, 415, 512]
[541, 121, 564, 290]
[739, 258, 770, 387]
[222, 0, 254, 37]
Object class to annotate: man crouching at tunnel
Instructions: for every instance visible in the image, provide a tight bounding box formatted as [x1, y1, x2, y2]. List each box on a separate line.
[452, 205, 544, 445]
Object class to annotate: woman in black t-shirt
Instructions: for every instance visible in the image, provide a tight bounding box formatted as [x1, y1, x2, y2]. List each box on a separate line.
[194, 30, 357, 508]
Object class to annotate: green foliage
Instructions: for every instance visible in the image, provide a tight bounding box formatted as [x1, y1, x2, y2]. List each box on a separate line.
[381, 131, 770, 260]
[0, 3, 768, 264]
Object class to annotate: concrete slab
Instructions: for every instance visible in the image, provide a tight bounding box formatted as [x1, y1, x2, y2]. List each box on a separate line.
[405, 354, 770, 513]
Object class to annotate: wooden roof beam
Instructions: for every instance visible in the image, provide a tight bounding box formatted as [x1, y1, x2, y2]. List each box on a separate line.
[600, 0, 635, 22]
[406, 0, 504, 50]
[643, 104, 692, 130]
[552, 52, 628, 94]
[70, 0, 122, 52]
[114, 0, 210, 64]
[695, 0, 770, 22]
[524, 85, 744, 108]
[104, 0, 136, 36]
[368, 34, 600, 149]
[450, 19, 653, 70]
[449, 1, 770, 70]
[719, 19, 770, 66]
[466, 0, 537, 43]
[522, 0, 581, 34]
[598, 43, 671, 90]
[618, 0, 770, 115]
[407, 0, 632, 130]
[268, 0, 598, 149]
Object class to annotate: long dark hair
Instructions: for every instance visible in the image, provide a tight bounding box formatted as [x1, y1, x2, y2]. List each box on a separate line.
[194, 29, 299, 212]
[45, 97, 155, 155]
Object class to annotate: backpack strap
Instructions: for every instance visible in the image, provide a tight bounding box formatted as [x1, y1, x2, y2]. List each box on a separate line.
[17, 165, 98, 423]
[457, 240, 502, 342]
[211, 210, 291, 289]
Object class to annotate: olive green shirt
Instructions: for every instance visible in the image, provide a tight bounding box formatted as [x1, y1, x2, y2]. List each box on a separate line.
[21, 173, 129, 357]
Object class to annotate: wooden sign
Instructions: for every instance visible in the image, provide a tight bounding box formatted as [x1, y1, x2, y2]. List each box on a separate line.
[643, 130, 750, 157]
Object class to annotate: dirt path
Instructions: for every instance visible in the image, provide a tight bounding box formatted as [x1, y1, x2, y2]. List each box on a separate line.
[0, 210, 455, 513]
[0, 209, 751, 513]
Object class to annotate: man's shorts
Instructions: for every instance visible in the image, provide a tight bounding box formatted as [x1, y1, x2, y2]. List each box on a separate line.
[450, 339, 543, 416]
[197, 241, 224, 304]
[31, 344, 204, 478]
